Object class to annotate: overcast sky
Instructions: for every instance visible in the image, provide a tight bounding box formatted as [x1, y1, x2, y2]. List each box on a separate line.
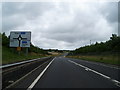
[2, 1, 118, 50]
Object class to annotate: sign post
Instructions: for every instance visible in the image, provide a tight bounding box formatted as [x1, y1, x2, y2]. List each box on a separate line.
[9, 31, 31, 55]
[17, 47, 21, 55]
[26, 48, 28, 56]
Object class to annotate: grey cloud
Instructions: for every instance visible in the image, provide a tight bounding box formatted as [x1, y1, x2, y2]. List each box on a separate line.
[2, 14, 27, 34]
[39, 4, 112, 44]
[2, 2, 118, 50]
[0, 3, 1, 32]
[100, 2, 118, 23]
[118, 22, 120, 36]
[2, 2, 55, 18]
[118, 2, 120, 36]
[2, 2, 55, 32]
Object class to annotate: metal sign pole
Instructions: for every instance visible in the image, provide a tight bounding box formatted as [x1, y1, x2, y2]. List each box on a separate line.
[26, 48, 28, 56]
[18, 50, 20, 55]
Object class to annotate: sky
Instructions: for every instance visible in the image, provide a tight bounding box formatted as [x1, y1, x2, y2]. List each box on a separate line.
[1, 0, 119, 50]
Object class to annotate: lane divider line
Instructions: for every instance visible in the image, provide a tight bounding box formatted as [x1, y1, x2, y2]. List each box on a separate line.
[68, 60, 120, 87]
[27, 57, 55, 90]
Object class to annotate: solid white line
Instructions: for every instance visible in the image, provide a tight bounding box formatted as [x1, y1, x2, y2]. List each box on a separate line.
[88, 68, 111, 79]
[112, 79, 120, 84]
[27, 57, 55, 90]
[69, 60, 111, 79]
[68, 60, 120, 86]
[84, 60, 120, 70]
[71, 58, 120, 70]
[0, 57, 49, 69]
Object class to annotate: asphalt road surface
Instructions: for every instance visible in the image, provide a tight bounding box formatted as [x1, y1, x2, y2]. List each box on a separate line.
[13, 56, 120, 88]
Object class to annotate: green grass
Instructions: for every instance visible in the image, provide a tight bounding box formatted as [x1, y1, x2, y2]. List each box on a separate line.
[67, 54, 120, 66]
[0, 45, 2, 65]
[2, 46, 48, 64]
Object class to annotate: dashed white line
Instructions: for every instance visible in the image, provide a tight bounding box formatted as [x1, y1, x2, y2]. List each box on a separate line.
[68, 60, 120, 87]
[27, 57, 55, 90]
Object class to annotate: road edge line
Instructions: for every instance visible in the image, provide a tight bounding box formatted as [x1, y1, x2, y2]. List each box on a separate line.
[68, 60, 120, 87]
[67, 57, 120, 70]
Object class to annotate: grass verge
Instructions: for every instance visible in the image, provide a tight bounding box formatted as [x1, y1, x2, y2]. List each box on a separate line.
[2, 46, 49, 65]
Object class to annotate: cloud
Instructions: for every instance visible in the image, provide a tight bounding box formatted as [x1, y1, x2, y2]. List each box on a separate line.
[0, 2, 1, 32]
[118, 1, 120, 36]
[2, 2, 55, 33]
[99, 2, 118, 23]
[2, 1, 118, 50]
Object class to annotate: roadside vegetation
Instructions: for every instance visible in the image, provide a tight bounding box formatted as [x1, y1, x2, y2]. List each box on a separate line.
[1, 32, 51, 64]
[2, 46, 49, 64]
[68, 34, 120, 66]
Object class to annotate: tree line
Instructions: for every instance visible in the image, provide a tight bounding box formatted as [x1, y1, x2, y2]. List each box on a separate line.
[70, 34, 120, 55]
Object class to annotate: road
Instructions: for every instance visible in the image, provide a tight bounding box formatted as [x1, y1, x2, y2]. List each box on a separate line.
[12, 56, 120, 88]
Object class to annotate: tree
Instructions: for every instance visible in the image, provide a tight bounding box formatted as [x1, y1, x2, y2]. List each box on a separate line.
[70, 34, 120, 55]
[2, 32, 9, 47]
[110, 34, 117, 40]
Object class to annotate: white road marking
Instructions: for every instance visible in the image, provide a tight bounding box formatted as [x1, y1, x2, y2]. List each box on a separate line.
[68, 60, 120, 87]
[1, 57, 49, 69]
[70, 58, 120, 70]
[6, 60, 50, 89]
[85, 68, 89, 71]
[27, 57, 55, 90]
[85, 60, 120, 70]
[115, 83, 120, 87]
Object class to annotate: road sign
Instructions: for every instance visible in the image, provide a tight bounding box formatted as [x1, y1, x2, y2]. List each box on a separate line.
[10, 31, 31, 47]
